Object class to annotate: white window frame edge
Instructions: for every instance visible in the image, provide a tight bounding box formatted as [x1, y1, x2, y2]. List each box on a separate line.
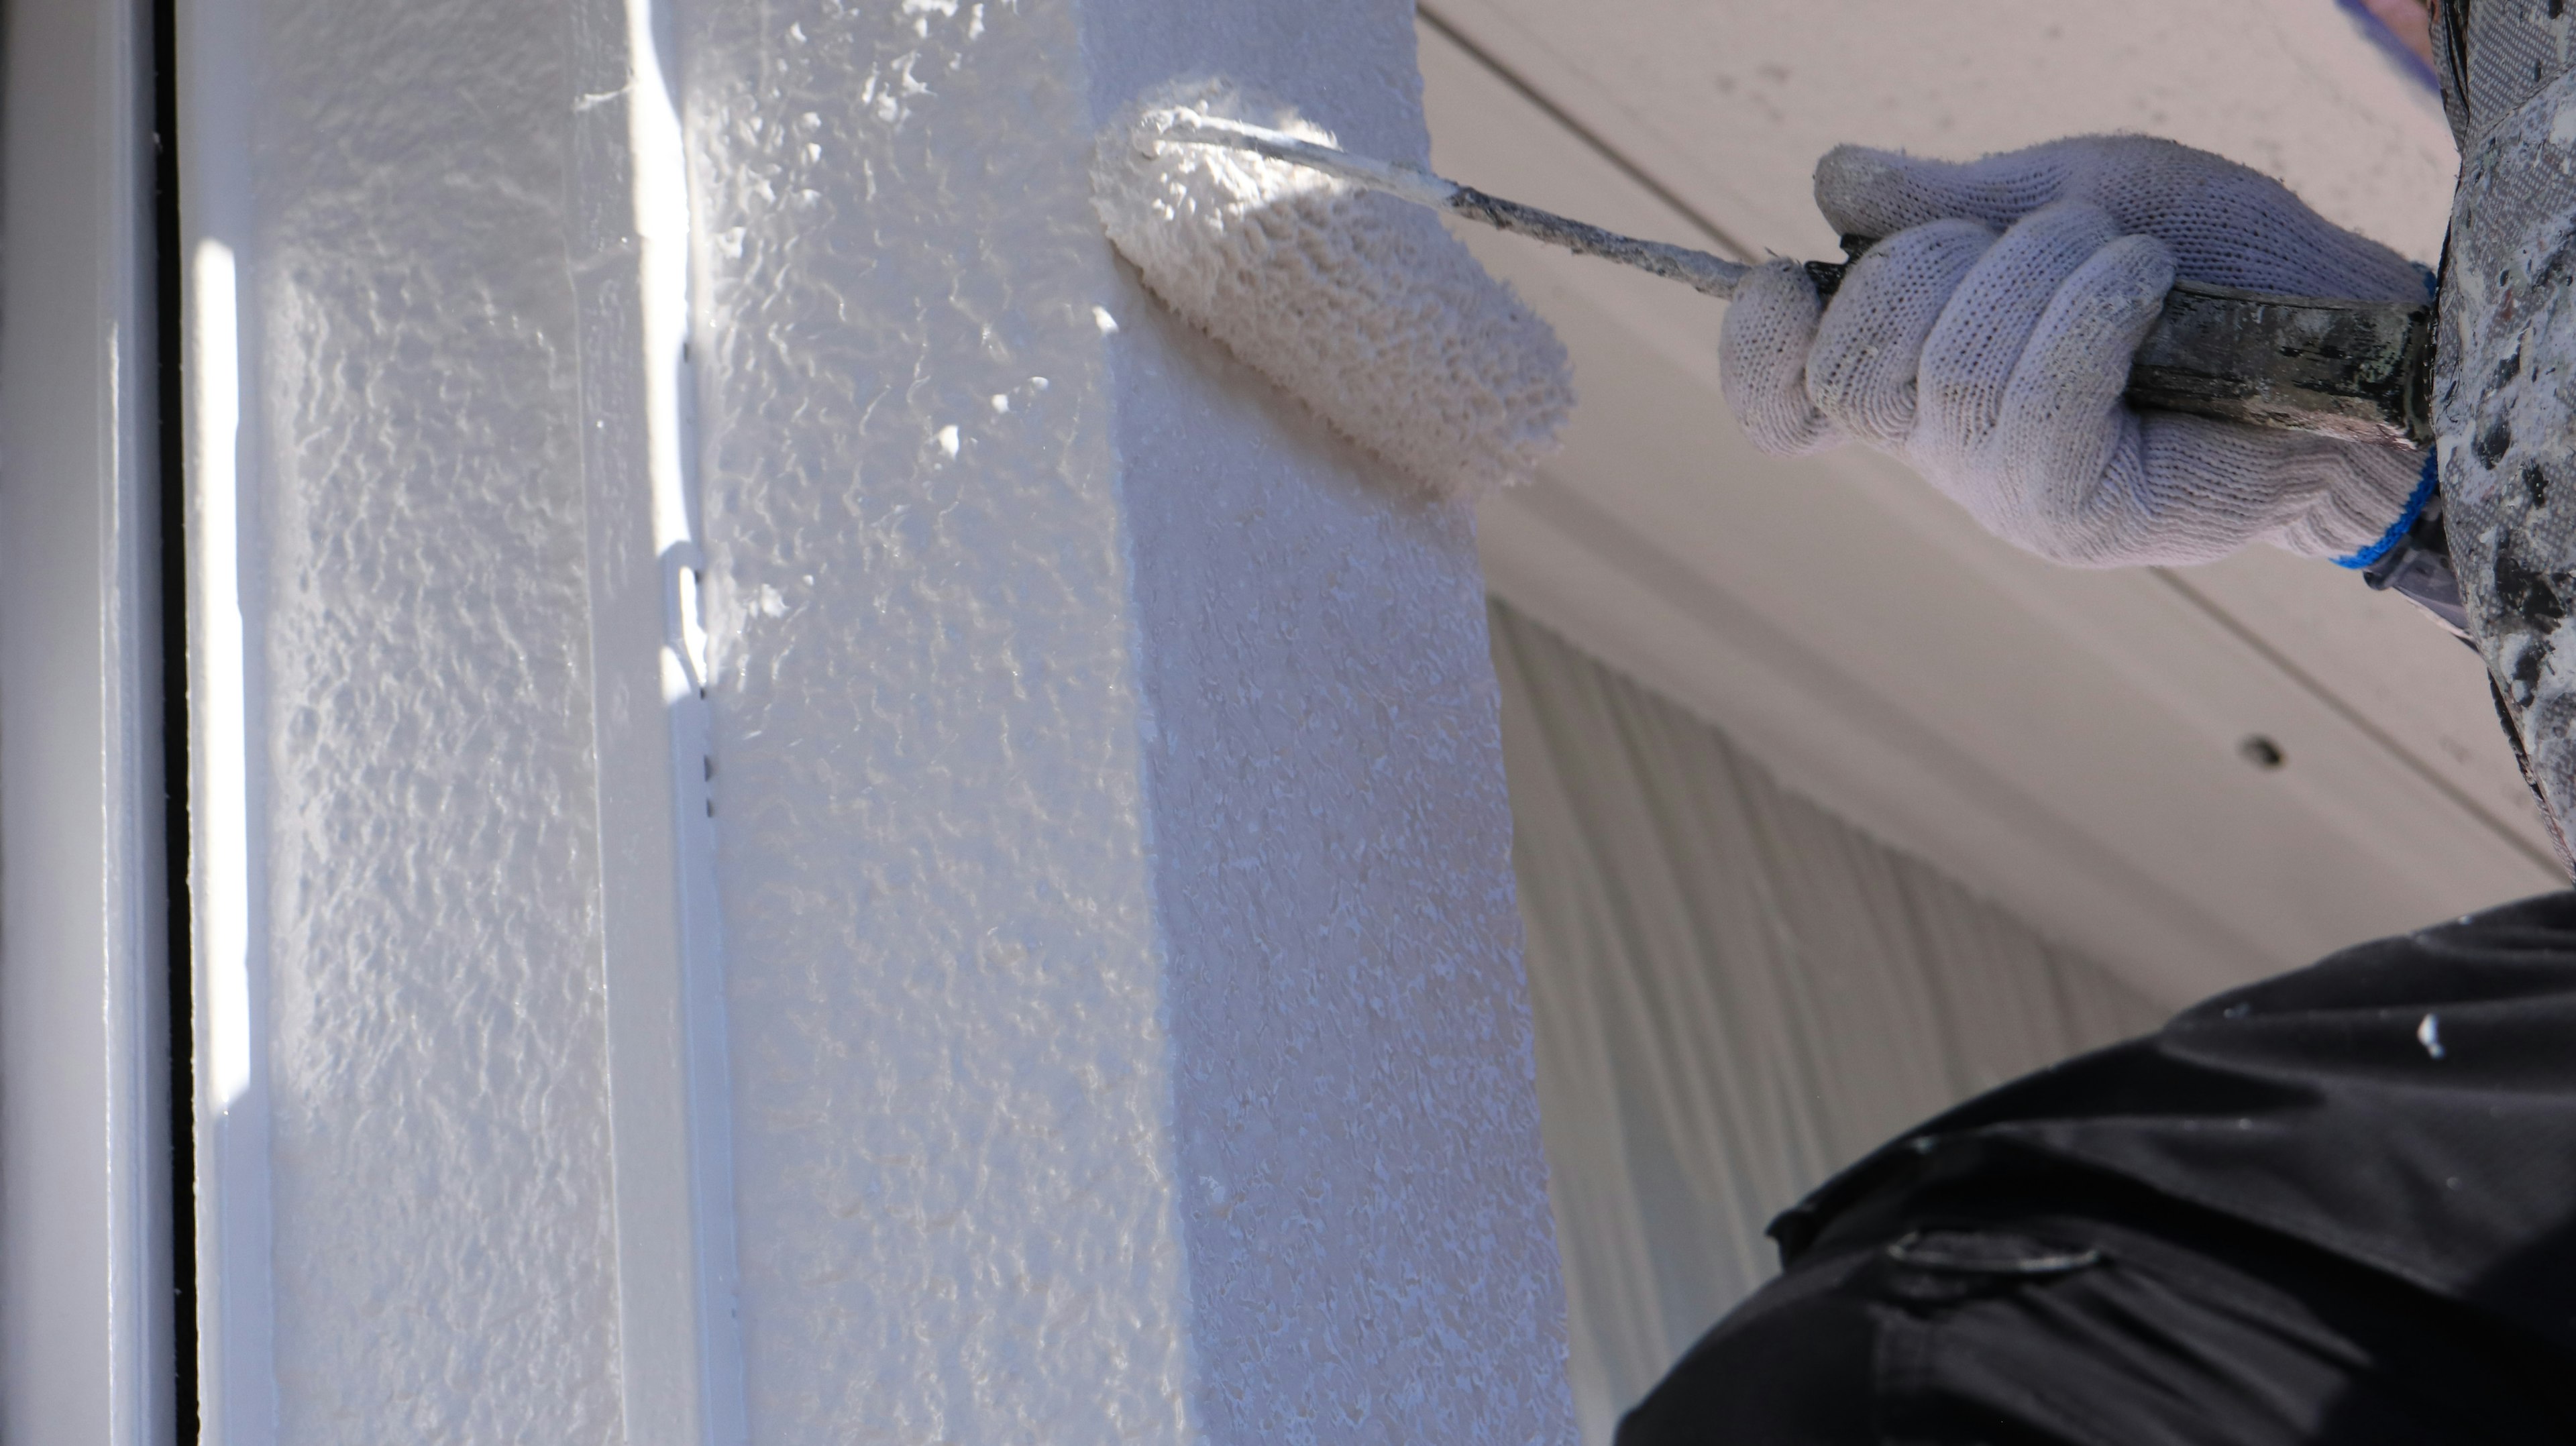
[0, 0, 178, 1442]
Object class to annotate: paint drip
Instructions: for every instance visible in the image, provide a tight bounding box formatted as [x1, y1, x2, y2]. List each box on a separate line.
[1091, 79, 1572, 500]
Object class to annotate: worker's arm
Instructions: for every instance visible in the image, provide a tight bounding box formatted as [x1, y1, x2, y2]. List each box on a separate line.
[1721, 136, 2436, 570]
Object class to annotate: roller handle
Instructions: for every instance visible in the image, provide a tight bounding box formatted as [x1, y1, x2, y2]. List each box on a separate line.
[1807, 241, 2433, 448]
[1152, 123, 2434, 447]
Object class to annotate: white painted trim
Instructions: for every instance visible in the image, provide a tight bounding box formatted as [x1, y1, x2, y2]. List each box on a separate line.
[178, 0, 280, 1438]
[0, 0, 174, 1439]
[568, 0, 749, 1439]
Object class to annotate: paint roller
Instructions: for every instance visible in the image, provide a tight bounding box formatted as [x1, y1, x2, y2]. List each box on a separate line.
[1091, 85, 2432, 497]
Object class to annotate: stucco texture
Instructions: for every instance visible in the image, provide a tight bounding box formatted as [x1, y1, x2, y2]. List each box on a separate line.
[220, 0, 1571, 1437]
[1087, 11, 1577, 1440]
[684, 0, 1573, 1440]
[684, 0, 1190, 1440]
[251, 0, 623, 1438]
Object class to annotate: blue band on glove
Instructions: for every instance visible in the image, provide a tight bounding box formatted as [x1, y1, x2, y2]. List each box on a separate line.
[2335, 451, 2439, 570]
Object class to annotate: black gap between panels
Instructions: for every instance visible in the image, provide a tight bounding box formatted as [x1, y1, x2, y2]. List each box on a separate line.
[149, 0, 200, 1431]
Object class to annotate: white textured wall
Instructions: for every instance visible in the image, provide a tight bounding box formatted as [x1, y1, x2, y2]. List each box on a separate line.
[682, 0, 1573, 1439]
[190, 0, 1570, 1438]
[1085, 11, 1571, 1437]
[682, 2, 1193, 1433]
[210, 0, 627, 1437]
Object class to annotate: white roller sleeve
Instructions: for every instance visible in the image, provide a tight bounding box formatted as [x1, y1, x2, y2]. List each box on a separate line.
[1093, 81, 1572, 500]
[1721, 136, 2435, 568]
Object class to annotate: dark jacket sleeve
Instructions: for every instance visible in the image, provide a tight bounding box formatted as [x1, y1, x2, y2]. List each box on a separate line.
[1770, 891, 2576, 1353]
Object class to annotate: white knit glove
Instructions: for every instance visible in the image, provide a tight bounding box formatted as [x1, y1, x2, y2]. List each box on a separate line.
[1720, 136, 2435, 567]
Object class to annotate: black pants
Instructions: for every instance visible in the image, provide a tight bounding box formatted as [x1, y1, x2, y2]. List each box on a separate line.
[1619, 891, 2576, 1445]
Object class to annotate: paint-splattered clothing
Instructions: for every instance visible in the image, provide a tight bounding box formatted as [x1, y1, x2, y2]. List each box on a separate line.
[2434, 0, 2576, 871]
[1621, 891, 2576, 1443]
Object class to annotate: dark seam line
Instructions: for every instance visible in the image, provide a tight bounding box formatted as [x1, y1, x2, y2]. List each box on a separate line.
[149, 0, 200, 1429]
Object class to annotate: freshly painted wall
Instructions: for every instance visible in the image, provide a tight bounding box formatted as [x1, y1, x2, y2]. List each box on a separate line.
[178, 0, 1575, 1440]
[214, 0, 626, 1437]
[685, 0, 1572, 1437]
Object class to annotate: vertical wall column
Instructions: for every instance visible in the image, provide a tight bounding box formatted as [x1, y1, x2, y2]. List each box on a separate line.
[179, 0, 737, 1439]
[681, 0, 1576, 1438]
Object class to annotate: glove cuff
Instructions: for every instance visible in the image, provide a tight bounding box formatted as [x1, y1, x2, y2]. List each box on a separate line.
[2332, 451, 2441, 570]
[2267, 439, 2434, 563]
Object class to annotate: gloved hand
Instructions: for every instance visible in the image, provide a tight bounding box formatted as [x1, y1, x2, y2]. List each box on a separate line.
[1720, 136, 2435, 567]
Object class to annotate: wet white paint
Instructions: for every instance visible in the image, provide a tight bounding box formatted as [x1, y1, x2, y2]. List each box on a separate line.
[680, 0, 1577, 1439]
[218, 0, 631, 1434]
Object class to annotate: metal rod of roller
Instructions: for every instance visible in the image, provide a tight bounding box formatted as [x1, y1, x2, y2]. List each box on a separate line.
[1147, 109, 1758, 299]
